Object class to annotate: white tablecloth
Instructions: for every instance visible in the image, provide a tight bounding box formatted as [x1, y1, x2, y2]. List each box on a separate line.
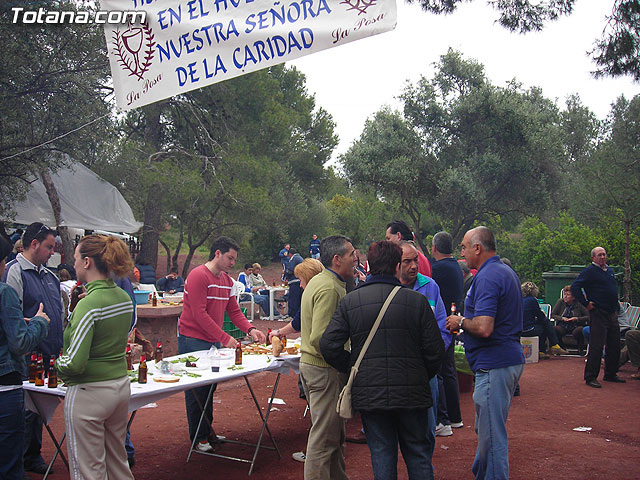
[24, 350, 300, 424]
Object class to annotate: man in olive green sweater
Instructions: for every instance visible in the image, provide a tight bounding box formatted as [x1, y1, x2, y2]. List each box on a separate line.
[300, 235, 357, 480]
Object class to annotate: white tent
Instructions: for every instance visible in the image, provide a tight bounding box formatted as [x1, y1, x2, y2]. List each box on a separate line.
[5, 162, 142, 233]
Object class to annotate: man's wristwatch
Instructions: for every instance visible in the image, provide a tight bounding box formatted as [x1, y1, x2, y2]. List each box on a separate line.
[247, 327, 256, 336]
[459, 317, 465, 329]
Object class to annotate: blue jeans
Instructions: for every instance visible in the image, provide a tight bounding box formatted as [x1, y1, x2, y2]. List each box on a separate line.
[287, 281, 302, 318]
[252, 294, 277, 316]
[24, 410, 44, 469]
[0, 389, 25, 479]
[426, 375, 438, 471]
[361, 408, 433, 480]
[472, 364, 524, 480]
[125, 430, 134, 461]
[178, 335, 220, 442]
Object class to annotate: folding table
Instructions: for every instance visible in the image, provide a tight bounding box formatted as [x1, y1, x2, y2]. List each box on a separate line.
[24, 350, 300, 477]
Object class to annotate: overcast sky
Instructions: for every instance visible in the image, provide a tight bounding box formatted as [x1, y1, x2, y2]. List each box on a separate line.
[288, 0, 639, 163]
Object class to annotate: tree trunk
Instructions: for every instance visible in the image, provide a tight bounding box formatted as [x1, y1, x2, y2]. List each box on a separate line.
[624, 218, 631, 303]
[158, 238, 172, 275]
[183, 246, 198, 278]
[135, 103, 164, 269]
[40, 168, 75, 263]
[171, 219, 184, 272]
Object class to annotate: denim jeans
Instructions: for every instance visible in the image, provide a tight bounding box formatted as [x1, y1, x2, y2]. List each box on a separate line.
[426, 375, 438, 471]
[252, 294, 277, 316]
[24, 409, 44, 469]
[0, 388, 25, 479]
[125, 430, 134, 461]
[437, 341, 462, 425]
[178, 335, 220, 442]
[522, 319, 560, 351]
[361, 408, 433, 480]
[472, 363, 524, 480]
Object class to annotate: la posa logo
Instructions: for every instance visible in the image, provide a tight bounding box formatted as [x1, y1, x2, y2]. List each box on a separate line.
[11, 7, 147, 24]
[112, 23, 156, 81]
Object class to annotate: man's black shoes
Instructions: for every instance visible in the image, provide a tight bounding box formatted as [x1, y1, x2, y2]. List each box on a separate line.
[585, 379, 602, 388]
[603, 375, 626, 383]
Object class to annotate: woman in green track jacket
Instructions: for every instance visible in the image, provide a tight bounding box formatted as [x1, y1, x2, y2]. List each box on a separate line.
[56, 235, 135, 480]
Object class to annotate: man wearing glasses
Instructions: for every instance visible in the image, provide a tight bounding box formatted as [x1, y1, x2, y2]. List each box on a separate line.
[445, 226, 524, 480]
[2, 222, 64, 475]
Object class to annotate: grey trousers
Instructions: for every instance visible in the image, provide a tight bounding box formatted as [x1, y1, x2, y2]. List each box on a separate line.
[64, 377, 134, 480]
[299, 363, 348, 480]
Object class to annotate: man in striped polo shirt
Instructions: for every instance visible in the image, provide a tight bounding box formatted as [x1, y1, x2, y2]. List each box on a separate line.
[178, 236, 266, 453]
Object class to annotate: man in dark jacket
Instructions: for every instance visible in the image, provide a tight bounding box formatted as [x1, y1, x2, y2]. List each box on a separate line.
[2, 222, 63, 475]
[320, 241, 444, 480]
[571, 246, 625, 387]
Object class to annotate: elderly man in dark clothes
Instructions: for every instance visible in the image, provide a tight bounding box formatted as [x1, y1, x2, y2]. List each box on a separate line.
[571, 246, 625, 388]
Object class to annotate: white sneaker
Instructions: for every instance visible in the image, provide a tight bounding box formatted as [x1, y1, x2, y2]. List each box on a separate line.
[292, 451, 306, 462]
[196, 441, 214, 453]
[451, 421, 464, 428]
[435, 423, 453, 437]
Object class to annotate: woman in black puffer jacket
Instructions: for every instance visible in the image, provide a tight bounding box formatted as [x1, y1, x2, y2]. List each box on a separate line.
[320, 241, 444, 480]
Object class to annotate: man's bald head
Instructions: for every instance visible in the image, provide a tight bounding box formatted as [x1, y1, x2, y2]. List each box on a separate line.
[469, 226, 496, 253]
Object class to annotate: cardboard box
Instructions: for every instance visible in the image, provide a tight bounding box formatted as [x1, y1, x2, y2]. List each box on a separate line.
[520, 336, 539, 364]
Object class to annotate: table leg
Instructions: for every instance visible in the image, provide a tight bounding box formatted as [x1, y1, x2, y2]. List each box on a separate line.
[186, 383, 216, 463]
[244, 374, 282, 475]
[269, 289, 275, 321]
[24, 389, 69, 479]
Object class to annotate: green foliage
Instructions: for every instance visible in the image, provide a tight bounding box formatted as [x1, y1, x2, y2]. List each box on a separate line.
[326, 191, 392, 250]
[343, 50, 566, 245]
[412, 0, 639, 82]
[509, 214, 600, 288]
[0, 1, 112, 217]
[592, 0, 640, 81]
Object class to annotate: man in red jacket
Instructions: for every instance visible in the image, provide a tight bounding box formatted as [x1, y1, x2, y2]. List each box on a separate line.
[385, 219, 432, 277]
[178, 236, 266, 453]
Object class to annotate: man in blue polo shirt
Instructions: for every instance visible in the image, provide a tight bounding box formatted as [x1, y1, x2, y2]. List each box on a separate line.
[446, 226, 524, 480]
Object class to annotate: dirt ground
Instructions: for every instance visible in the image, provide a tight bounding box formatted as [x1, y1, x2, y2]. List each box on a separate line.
[38, 340, 639, 480]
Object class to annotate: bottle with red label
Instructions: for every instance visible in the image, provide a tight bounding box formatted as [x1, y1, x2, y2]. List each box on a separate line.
[29, 352, 37, 383]
[155, 340, 163, 364]
[138, 355, 148, 384]
[70, 282, 83, 311]
[47, 358, 58, 388]
[35, 354, 45, 386]
[266, 329, 272, 346]
[126, 345, 133, 370]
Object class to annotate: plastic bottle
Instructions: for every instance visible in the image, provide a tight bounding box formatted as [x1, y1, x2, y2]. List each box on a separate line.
[235, 342, 243, 365]
[152, 291, 157, 307]
[155, 340, 163, 363]
[47, 358, 57, 388]
[138, 355, 148, 384]
[266, 329, 272, 346]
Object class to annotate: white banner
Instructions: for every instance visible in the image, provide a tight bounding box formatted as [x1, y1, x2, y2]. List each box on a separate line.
[101, 0, 397, 111]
